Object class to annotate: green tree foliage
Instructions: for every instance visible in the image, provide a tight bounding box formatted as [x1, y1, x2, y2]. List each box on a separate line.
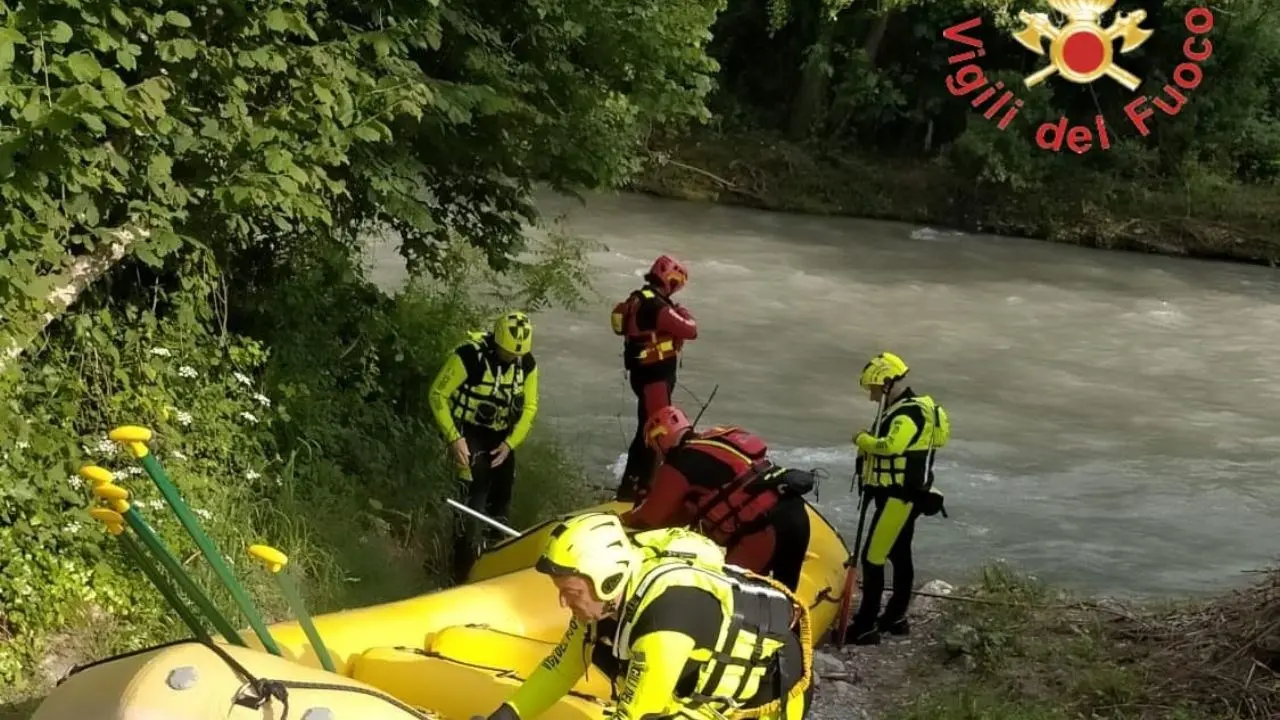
[707, 0, 1279, 193]
[0, 0, 725, 361]
[0, 0, 729, 695]
[0, 246, 592, 688]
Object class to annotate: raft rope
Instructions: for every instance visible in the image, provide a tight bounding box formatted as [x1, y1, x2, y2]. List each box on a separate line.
[731, 571, 814, 720]
[60, 637, 440, 719]
[197, 640, 436, 720]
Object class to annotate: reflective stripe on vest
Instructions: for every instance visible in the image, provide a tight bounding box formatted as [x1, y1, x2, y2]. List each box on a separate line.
[684, 431, 780, 545]
[448, 333, 527, 431]
[612, 556, 796, 713]
[619, 288, 679, 366]
[867, 394, 945, 491]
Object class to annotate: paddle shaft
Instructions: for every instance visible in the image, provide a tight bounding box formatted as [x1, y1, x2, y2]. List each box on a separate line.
[835, 392, 888, 647]
[120, 506, 246, 646]
[274, 568, 337, 672]
[133, 451, 281, 655]
[446, 498, 519, 538]
[117, 532, 211, 643]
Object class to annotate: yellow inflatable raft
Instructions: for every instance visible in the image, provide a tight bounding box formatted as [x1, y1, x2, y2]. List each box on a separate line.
[32, 500, 850, 720]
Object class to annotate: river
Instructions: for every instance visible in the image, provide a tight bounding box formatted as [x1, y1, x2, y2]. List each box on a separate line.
[367, 189, 1280, 600]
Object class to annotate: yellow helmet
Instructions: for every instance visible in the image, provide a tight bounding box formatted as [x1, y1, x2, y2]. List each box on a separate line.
[492, 311, 533, 356]
[859, 351, 909, 390]
[535, 512, 637, 603]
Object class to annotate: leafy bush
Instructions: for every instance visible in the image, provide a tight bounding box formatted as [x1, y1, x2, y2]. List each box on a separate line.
[0, 238, 595, 691]
[0, 262, 282, 685]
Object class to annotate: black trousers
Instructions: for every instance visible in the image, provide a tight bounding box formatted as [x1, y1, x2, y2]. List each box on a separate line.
[451, 425, 515, 584]
[616, 365, 676, 502]
[850, 494, 920, 630]
[768, 498, 812, 594]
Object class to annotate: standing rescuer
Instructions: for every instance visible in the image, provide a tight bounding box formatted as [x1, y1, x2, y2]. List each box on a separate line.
[611, 255, 698, 502]
[844, 352, 949, 646]
[619, 405, 816, 593]
[478, 512, 813, 720]
[429, 311, 539, 583]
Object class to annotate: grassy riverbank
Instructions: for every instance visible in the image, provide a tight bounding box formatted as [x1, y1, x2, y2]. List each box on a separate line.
[632, 130, 1280, 267]
[0, 248, 594, 718]
[885, 565, 1279, 720]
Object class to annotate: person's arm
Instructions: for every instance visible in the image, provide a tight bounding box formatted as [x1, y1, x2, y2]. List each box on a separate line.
[654, 305, 697, 340]
[612, 585, 722, 719]
[621, 464, 690, 529]
[493, 617, 589, 719]
[506, 362, 539, 450]
[612, 631, 696, 719]
[853, 407, 925, 456]
[428, 350, 469, 444]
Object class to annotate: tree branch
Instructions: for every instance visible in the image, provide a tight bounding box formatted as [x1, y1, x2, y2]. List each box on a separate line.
[1, 223, 149, 372]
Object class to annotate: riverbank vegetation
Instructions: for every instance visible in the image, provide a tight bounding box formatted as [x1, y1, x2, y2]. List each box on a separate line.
[634, 0, 1280, 265]
[0, 0, 724, 707]
[3, 0, 1277, 717]
[887, 565, 1279, 720]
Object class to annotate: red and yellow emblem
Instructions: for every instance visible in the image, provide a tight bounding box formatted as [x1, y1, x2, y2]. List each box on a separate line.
[1012, 0, 1153, 90]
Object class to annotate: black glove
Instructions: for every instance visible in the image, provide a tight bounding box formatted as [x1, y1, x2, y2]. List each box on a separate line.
[485, 704, 520, 720]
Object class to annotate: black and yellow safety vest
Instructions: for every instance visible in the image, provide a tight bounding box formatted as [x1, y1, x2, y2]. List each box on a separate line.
[608, 529, 811, 715]
[449, 332, 533, 432]
[866, 391, 950, 493]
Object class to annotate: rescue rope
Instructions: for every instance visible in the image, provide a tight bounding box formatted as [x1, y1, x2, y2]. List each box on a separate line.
[730, 572, 814, 720]
[196, 640, 436, 720]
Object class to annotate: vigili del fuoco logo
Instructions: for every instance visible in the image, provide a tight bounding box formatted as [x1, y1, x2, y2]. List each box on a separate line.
[942, 0, 1214, 154]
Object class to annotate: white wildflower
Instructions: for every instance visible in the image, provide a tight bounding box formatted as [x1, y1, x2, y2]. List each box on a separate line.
[252, 393, 271, 407]
[122, 466, 144, 477]
[68, 475, 84, 490]
[194, 509, 213, 521]
[15, 440, 29, 450]
[245, 470, 261, 481]
[170, 450, 188, 461]
[274, 477, 283, 487]
[239, 411, 259, 424]
[146, 499, 166, 510]
[65, 521, 83, 534]
[95, 437, 116, 454]
[178, 365, 198, 378]
[233, 372, 252, 387]
[149, 347, 172, 357]
[176, 410, 193, 426]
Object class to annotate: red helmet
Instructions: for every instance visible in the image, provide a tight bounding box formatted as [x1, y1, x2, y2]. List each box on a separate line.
[647, 255, 688, 295]
[644, 405, 692, 454]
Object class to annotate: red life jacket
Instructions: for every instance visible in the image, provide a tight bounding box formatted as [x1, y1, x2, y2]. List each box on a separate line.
[610, 287, 680, 368]
[674, 426, 781, 546]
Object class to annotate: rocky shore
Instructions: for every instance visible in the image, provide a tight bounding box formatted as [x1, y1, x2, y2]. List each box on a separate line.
[808, 579, 956, 720]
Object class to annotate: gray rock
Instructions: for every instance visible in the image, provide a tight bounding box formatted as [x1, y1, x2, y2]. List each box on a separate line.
[813, 650, 846, 677]
[919, 579, 954, 596]
[910, 578, 956, 616]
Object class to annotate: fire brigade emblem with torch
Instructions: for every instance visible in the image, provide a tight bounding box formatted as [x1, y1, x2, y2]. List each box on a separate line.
[1013, 0, 1153, 91]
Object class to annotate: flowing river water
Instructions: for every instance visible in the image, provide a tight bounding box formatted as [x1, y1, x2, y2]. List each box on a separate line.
[367, 189, 1280, 600]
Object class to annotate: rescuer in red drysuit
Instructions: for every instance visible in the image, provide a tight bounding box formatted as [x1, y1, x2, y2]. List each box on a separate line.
[619, 405, 815, 592]
[610, 255, 698, 502]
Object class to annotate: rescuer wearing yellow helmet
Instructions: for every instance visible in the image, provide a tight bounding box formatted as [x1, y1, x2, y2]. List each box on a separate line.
[429, 311, 540, 582]
[478, 512, 814, 720]
[844, 352, 949, 646]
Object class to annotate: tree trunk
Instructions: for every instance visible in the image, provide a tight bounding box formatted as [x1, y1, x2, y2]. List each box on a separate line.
[788, 19, 839, 140]
[1, 224, 148, 372]
[863, 12, 891, 67]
